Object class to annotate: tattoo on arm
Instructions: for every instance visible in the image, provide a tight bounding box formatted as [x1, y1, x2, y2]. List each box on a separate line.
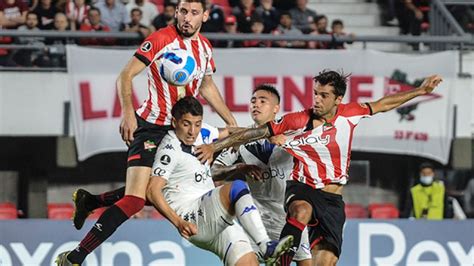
[212, 126, 270, 153]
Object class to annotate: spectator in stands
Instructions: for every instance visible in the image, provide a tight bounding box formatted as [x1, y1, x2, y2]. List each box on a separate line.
[272, 11, 305, 48]
[400, 0, 430, 36]
[151, 2, 175, 30]
[402, 162, 453, 219]
[327, 19, 354, 49]
[243, 16, 270, 47]
[201, 0, 224, 33]
[214, 14, 243, 48]
[272, 0, 294, 11]
[0, 0, 28, 29]
[65, 0, 91, 31]
[307, 14, 329, 49]
[13, 11, 44, 67]
[289, 0, 316, 34]
[120, 8, 150, 45]
[255, 0, 278, 33]
[38, 12, 72, 67]
[33, 0, 59, 29]
[232, 0, 256, 33]
[126, 0, 157, 27]
[79, 7, 114, 45]
[95, 0, 129, 31]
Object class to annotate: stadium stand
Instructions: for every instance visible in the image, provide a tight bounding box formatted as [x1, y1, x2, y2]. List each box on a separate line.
[369, 203, 400, 219]
[47, 203, 74, 220]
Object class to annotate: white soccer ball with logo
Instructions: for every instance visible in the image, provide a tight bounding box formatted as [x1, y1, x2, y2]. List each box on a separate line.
[159, 48, 197, 86]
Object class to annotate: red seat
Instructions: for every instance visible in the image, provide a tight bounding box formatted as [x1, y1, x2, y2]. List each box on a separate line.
[0, 202, 18, 219]
[369, 203, 399, 219]
[48, 203, 74, 220]
[87, 207, 107, 220]
[345, 203, 368, 218]
[0, 202, 16, 209]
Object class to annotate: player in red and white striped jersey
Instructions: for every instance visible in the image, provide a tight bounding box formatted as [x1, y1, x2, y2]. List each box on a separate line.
[196, 70, 443, 266]
[56, 1, 236, 265]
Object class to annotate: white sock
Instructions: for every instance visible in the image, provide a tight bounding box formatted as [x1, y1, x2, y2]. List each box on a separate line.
[234, 193, 270, 253]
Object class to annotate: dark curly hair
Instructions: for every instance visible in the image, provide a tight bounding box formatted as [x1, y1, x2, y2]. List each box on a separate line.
[313, 70, 350, 97]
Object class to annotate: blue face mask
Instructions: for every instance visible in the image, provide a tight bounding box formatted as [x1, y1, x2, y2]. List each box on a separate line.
[420, 175, 434, 185]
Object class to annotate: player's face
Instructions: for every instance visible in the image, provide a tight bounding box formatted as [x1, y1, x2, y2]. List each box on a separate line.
[172, 113, 203, 145]
[313, 82, 342, 118]
[250, 90, 280, 126]
[175, 2, 209, 38]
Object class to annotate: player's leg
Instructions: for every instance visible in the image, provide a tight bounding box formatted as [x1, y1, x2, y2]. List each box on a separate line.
[58, 167, 148, 265]
[56, 125, 163, 265]
[311, 242, 338, 266]
[279, 181, 317, 266]
[72, 186, 126, 230]
[294, 226, 312, 266]
[219, 180, 293, 264]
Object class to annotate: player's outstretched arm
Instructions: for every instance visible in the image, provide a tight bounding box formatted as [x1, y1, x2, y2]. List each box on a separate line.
[211, 163, 264, 182]
[146, 176, 197, 239]
[199, 75, 238, 127]
[195, 125, 271, 163]
[369, 75, 443, 115]
[117, 57, 147, 145]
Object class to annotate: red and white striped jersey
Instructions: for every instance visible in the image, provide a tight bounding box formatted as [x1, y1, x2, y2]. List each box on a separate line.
[267, 103, 372, 189]
[134, 25, 216, 126]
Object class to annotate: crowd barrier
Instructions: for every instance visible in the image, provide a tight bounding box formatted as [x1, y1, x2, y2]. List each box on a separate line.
[1, 219, 472, 265]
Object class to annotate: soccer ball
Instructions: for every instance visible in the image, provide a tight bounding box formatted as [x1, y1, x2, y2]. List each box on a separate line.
[159, 49, 197, 86]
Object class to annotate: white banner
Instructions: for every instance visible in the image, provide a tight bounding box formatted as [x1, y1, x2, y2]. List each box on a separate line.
[67, 46, 456, 163]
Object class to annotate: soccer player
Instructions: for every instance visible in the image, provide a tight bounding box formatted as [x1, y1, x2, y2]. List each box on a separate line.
[56, 1, 236, 265]
[211, 84, 312, 265]
[146, 96, 293, 265]
[196, 71, 443, 266]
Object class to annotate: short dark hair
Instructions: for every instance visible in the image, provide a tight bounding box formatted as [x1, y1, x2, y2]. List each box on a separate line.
[131, 8, 142, 15]
[253, 84, 280, 104]
[89, 7, 101, 15]
[177, 0, 206, 9]
[419, 162, 435, 172]
[332, 19, 343, 27]
[315, 15, 327, 23]
[171, 96, 203, 120]
[313, 70, 349, 97]
[279, 11, 291, 19]
[26, 11, 37, 18]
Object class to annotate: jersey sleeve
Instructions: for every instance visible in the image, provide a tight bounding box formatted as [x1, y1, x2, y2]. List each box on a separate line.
[266, 110, 310, 136]
[134, 30, 169, 66]
[151, 140, 180, 180]
[201, 37, 216, 75]
[200, 123, 220, 144]
[214, 147, 240, 167]
[340, 102, 372, 125]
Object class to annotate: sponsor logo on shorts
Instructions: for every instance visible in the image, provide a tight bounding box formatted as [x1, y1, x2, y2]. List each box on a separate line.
[153, 167, 166, 176]
[240, 205, 257, 216]
[164, 144, 174, 150]
[160, 155, 171, 165]
[144, 140, 157, 151]
[140, 41, 152, 52]
[300, 243, 310, 254]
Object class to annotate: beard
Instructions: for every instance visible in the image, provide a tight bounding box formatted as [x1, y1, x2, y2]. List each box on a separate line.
[176, 21, 201, 37]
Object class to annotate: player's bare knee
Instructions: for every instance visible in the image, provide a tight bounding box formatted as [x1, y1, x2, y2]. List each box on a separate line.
[288, 200, 312, 223]
[234, 252, 258, 266]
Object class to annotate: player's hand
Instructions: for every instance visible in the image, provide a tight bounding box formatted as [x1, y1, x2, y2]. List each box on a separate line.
[177, 220, 197, 239]
[195, 144, 215, 164]
[239, 164, 264, 181]
[120, 113, 137, 146]
[268, 134, 286, 146]
[418, 75, 443, 94]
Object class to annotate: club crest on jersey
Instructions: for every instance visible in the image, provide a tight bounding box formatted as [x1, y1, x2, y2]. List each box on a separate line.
[160, 154, 171, 165]
[140, 41, 152, 52]
[323, 122, 334, 131]
[144, 140, 156, 151]
[285, 135, 330, 147]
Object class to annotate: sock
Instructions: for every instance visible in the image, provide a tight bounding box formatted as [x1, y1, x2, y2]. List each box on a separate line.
[67, 195, 145, 264]
[234, 193, 270, 253]
[279, 217, 305, 266]
[94, 187, 126, 207]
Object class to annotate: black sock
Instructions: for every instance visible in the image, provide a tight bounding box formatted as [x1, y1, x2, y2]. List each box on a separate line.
[279, 217, 305, 266]
[94, 187, 125, 207]
[67, 205, 129, 264]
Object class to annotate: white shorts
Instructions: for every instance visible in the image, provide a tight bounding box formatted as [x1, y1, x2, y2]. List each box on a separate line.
[186, 187, 254, 265]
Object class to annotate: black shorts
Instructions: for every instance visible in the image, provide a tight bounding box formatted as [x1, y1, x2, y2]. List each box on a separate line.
[127, 115, 171, 168]
[285, 180, 345, 258]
